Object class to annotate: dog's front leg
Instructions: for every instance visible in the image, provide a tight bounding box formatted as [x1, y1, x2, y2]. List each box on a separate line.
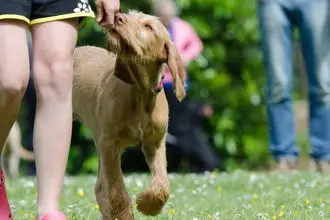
[96, 139, 134, 220]
[137, 136, 169, 216]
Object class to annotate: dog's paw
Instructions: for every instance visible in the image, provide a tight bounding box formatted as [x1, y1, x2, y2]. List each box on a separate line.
[136, 188, 169, 216]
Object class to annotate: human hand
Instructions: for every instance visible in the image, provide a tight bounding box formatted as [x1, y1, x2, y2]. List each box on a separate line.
[200, 104, 214, 118]
[95, 0, 120, 27]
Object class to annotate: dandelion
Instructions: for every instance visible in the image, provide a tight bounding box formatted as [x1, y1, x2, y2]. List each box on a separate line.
[216, 186, 222, 193]
[168, 209, 175, 215]
[95, 204, 99, 210]
[294, 211, 299, 215]
[278, 210, 284, 217]
[253, 193, 258, 200]
[272, 215, 277, 220]
[305, 199, 310, 205]
[77, 188, 85, 197]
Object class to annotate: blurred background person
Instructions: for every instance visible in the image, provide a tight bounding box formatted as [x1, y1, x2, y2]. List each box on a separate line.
[151, 0, 222, 172]
[258, 0, 330, 172]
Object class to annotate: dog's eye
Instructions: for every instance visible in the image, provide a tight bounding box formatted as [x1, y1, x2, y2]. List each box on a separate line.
[144, 24, 153, 31]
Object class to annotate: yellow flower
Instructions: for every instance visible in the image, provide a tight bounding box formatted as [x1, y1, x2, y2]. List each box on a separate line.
[77, 188, 85, 197]
[305, 199, 310, 205]
[272, 215, 277, 220]
[168, 209, 175, 215]
[207, 214, 212, 219]
[278, 210, 285, 217]
[294, 211, 299, 215]
[216, 186, 222, 193]
[30, 214, 35, 220]
[95, 204, 99, 210]
[253, 193, 258, 200]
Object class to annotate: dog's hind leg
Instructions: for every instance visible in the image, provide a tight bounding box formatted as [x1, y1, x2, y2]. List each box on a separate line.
[95, 138, 134, 220]
[137, 136, 169, 216]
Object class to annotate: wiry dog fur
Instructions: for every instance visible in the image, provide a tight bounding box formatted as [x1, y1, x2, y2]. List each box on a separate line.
[72, 10, 186, 220]
[1, 121, 34, 178]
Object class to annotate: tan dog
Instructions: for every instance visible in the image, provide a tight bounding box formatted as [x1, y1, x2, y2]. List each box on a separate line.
[1, 121, 34, 178]
[72, 10, 186, 220]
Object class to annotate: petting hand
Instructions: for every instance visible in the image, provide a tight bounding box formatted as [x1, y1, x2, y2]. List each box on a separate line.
[95, 0, 120, 27]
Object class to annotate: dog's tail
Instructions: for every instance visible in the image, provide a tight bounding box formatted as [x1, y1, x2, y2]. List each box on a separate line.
[136, 142, 169, 216]
[7, 122, 34, 161]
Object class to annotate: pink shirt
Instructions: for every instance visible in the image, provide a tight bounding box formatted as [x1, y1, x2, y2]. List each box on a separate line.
[163, 17, 203, 85]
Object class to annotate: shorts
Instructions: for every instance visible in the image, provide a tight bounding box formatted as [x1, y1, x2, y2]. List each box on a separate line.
[0, 0, 95, 26]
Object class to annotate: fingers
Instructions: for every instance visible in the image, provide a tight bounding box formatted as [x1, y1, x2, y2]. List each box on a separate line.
[96, 0, 104, 24]
[96, 0, 120, 28]
[106, 10, 115, 27]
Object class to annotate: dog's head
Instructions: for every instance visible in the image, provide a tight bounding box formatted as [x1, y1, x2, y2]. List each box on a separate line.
[105, 10, 186, 101]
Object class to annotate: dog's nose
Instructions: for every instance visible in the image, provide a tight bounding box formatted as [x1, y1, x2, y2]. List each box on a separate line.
[115, 13, 127, 25]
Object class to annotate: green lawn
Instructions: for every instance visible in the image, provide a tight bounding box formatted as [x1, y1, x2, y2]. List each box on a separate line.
[7, 170, 330, 220]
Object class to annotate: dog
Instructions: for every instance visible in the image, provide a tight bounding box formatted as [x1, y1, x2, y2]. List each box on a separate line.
[1, 121, 34, 178]
[72, 10, 186, 220]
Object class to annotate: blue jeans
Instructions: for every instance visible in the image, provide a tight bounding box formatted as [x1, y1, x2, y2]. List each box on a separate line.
[258, 0, 330, 161]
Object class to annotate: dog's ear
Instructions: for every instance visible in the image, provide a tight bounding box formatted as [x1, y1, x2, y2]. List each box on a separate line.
[162, 41, 186, 101]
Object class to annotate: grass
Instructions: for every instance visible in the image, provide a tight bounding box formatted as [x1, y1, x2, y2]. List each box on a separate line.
[7, 170, 330, 220]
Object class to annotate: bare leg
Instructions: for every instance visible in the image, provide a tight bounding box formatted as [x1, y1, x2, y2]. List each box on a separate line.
[0, 21, 29, 162]
[138, 137, 169, 216]
[96, 138, 134, 220]
[31, 20, 78, 217]
[0, 20, 29, 220]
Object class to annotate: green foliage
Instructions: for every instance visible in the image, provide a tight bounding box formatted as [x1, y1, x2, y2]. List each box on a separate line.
[70, 0, 271, 173]
[175, 0, 270, 169]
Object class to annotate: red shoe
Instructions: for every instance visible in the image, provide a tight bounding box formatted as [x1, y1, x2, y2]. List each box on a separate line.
[40, 211, 66, 220]
[0, 170, 12, 220]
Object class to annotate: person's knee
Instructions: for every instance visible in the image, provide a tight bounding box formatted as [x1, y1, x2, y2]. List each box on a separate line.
[0, 68, 29, 104]
[310, 86, 330, 105]
[33, 54, 73, 100]
[266, 77, 290, 103]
